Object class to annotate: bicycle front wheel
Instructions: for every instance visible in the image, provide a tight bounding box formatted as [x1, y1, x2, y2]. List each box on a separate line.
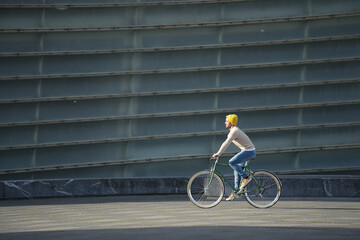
[244, 170, 281, 209]
[187, 170, 225, 209]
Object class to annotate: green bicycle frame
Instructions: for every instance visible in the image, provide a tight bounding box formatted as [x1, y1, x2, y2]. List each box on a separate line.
[207, 158, 261, 194]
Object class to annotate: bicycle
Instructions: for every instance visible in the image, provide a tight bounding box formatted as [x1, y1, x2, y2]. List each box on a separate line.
[187, 157, 282, 209]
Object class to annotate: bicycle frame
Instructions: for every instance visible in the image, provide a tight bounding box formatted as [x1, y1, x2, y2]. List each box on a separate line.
[208, 158, 260, 194]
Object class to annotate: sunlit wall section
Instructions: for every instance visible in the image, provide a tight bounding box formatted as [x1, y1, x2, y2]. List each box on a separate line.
[0, 0, 360, 179]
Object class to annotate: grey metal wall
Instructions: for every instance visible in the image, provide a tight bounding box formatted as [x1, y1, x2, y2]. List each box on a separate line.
[0, 0, 359, 180]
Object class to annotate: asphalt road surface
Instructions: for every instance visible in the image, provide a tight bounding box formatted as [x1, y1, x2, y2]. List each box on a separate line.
[0, 195, 359, 240]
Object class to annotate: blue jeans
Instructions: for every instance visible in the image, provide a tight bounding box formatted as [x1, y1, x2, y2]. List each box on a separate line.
[229, 149, 256, 189]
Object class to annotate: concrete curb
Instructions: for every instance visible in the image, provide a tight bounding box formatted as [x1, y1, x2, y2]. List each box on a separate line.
[1, 175, 359, 199]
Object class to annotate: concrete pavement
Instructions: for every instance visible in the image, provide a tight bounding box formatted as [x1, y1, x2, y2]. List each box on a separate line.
[0, 195, 359, 240]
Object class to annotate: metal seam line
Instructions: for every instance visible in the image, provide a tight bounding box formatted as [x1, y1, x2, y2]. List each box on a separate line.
[0, 0, 255, 8]
[0, 143, 359, 175]
[274, 166, 360, 175]
[0, 100, 359, 128]
[1, 34, 359, 57]
[0, 12, 359, 33]
[0, 56, 359, 81]
[0, 122, 359, 151]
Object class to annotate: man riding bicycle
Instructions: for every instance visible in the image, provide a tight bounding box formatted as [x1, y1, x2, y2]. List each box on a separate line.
[212, 114, 256, 201]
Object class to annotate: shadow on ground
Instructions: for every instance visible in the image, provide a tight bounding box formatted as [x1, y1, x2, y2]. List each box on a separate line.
[1, 226, 360, 240]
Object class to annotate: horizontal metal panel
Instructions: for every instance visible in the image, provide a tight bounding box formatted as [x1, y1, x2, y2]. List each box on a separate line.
[251, 152, 299, 172]
[221, 65, 304, 87]
[0, 1, 252, 7]
[1, 75, 359, 104]
[0, 73, 216, 100]
[230, 109, 301, 130]
[0, 102, 38, 123]
[0, 76, 132, 100]
[44, 7, 137, 28]
[2, 17, 359, 53]
[1, 144, 359, 177]
[132, 115, 216, 137]
[0, 125, 36, 147]
[0, 149, 34, 170]
[0, 8, 43, 29]
[0, 1, 313, 29]
[252, 148, 360, 173]
[307, 39, 360, 59]
[4, 126, 355, 168]
[41, 75, 132, 98]
[4, 106, 359, 149]
[306, 61, 360, 80]
[0, 7, 136, 28]
[37, 98, 131, 120]
[2, 80, 358, 105]
[1, 148, 359, 179]
[36, 120, 130, 144]
[137, 27, 221, 49]
[131, 111, 302, 137]
[302, 105, 360, 125]
[300, 126, 360, 147]
[127, 136, 214, 160]
[43, 31, 134, 52]
[1, 100, 358, 128]
[2, 12, 359, 34]
[3, 34, 360, 59]
[0, 33, 41, 52]
[245, 131, 299, 150]
[221, 44, 304, 65]
[35, 142, 128, 167]
[0, 98, 131, 123]
[298, 149, 360, 170]
[2, 0, 360, 29]
[132, 72, 218, 93]
[40, 53, 133, 75]
[220, 62, 360, 87]
[0, 79, 40, 100]
[2, 39, 359, 77]
[135, 93, 216, 114]
[311, 0, 360, 15]
[1, 56, 358, 81]
[303, 82, 360, 103]
[224, 0, 308, 20]
[309, 15, 360, 37]
[1, 119, 358, 151]
[218, 88, 300, 109]
[0, 56, 40, 76]
[3, 0, 360, 11]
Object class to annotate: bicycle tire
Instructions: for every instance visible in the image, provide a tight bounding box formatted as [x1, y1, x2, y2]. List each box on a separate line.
[244, 170, 281, 209]
[187, 170, 225, 209]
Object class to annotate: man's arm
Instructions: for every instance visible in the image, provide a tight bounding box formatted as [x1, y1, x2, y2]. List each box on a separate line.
[213, 130, 235, 158]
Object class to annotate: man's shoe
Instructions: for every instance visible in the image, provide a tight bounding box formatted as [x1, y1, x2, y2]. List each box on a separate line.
[225, 191, 235, 201]
[238, 177, 252, 192]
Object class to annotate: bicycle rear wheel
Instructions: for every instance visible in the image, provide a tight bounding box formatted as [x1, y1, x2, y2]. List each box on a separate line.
[244, 170, 281, 209]
[187, 170, 225, 209]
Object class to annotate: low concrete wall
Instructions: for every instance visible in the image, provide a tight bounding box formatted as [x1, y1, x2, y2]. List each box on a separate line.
[1, 175, 359, 199]
[278, 175, 360, 197]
